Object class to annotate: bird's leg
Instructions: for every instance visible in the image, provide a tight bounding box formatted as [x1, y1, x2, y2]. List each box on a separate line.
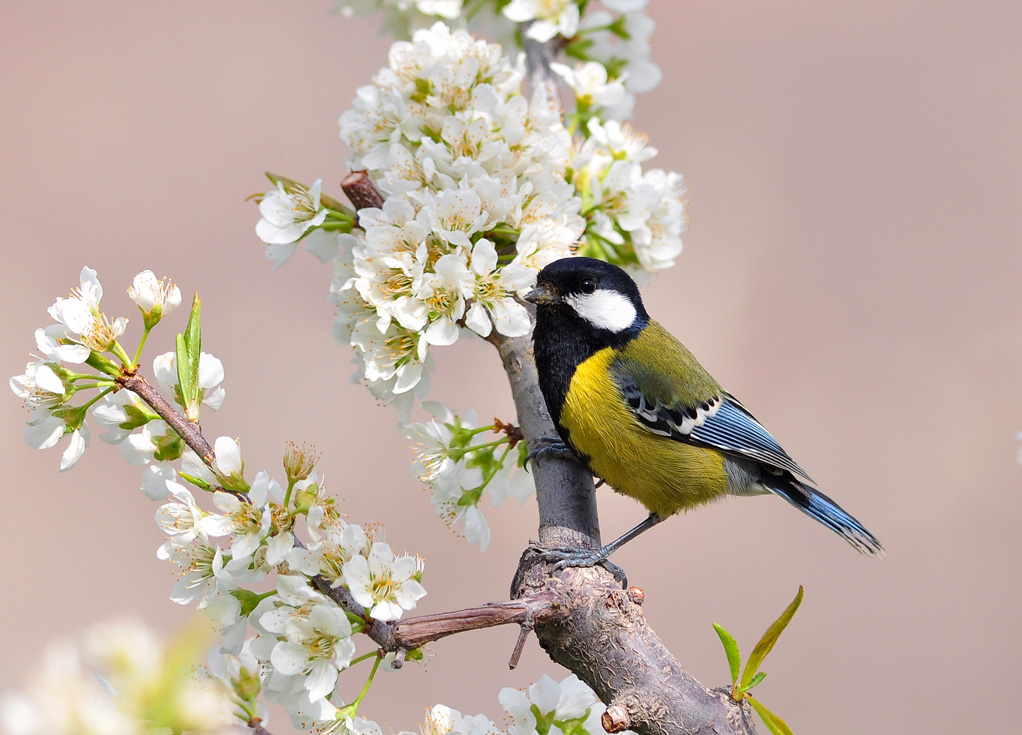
[525, 434, 579, 468]
[537, 512, 665, 571]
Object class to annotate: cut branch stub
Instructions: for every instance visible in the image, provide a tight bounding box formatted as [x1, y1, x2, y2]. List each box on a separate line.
[341, 171, 384, 222]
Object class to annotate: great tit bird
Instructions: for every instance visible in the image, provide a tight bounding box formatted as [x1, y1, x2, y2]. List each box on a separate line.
[524, 256, 882, 566]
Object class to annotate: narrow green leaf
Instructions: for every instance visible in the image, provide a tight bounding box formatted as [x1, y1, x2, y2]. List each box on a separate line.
[712, 622, 742, 687]
[740, 586, 804, 689]
[177, 293, 202, 419]
[183, 292, 202, 376]
[747, 696, 796, 735]
[175, 332, 192, 404]
[745, 671, 767, 691]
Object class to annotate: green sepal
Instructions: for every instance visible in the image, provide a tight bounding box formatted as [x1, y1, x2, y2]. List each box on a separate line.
[713, 622, 742, 688]
[231, 588, 275, 617]
[119, 401, 159, 430]
[178, 471, 212, 492]
[412, 77, 432, 103]
[465, 444, 499, 477]
[405, 648, 424, 662]
[152, 431, 184, 463]
[176, 293, 202, 421]
[740, 586, 804, 690]
[747, 695, 796, 735]
[457, 485, 484, 507]
[57, 404, 89, 432]
[232, 664, 262, 702]
[564, 36, 594, 60]
[85, 350, 123, 377]
[606, 14, 630, 39]
[141, 303, 165, 331]
[293, 483, 320, 513]
[217, 470, 250, 494]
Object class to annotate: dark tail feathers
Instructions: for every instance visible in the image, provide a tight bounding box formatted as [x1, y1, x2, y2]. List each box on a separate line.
[770, 478, 884, 555]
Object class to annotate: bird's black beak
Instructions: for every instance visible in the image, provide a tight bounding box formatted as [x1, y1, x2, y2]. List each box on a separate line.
[524, 284, 559, 305]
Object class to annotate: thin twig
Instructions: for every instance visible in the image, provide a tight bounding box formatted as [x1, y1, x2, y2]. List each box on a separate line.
[118, 371, 215, 465]
[508, 615, 534, 669]
[248, 719, 274, 735]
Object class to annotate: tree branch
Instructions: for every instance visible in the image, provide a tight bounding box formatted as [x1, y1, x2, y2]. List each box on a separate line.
[484, 32, 761, 735]
[311, 574, 566, 662]
[118, 371, 215, 465]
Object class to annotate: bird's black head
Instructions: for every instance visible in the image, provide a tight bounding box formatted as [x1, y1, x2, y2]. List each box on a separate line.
[525, 257, 649, 344]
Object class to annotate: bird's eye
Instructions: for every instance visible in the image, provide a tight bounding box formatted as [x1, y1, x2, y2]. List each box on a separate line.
[579, 278, 597, 294]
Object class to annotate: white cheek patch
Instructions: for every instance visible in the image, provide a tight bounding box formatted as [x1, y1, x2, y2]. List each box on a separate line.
[564, 290, 638, 333]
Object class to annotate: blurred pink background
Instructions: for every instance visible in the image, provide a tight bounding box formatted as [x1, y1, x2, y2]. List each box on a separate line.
[2, 2, 1020, 733]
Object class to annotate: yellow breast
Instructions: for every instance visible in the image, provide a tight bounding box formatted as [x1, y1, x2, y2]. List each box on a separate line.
[559, 347, 728, 517]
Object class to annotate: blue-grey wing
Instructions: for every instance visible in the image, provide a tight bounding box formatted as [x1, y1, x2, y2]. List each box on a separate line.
[612, 361, 812, 480]
[689, 396, 812, 481]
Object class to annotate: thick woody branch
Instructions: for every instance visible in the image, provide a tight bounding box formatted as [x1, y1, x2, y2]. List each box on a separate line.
[515, 556, 754, 735]
[494, 329, 753, 734]
[492, 330, 601, 549]
[493, 32, 758, 735]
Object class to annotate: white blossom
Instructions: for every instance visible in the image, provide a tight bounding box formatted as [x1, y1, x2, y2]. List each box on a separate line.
[256, 179, 328, 247]
[153, 350, 226, 412]
[572, 118, 687, 272]
[47, 266, 127, 354]
[503, 0, 580, 42]
[342, 541, 426, 621]
[127, 270, 182, 319]
[417, 705, 499, 735]
[0, 620, 236, 735]
[156, 482, 210, 548]
[500, 674, 631, 735]
[266, 602, 355, 702]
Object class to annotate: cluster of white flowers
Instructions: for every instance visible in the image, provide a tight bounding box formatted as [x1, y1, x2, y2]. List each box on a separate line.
[9, 268, 432, 733]
[255, 12, 681, 412]
[9, 267, 183, 471]
[251, 12, 682, 547]
[152, 440, 426, 728]
[327, 22, 584, 410]
[0, 619, 237, 735]
[556, 1, 661, 122]
[405, 402, 534, 551]
[571, 118, 687, 272]
[327, 1, 661, 123]
[394, 673, 634, 735]
[10, 0, 694, 729]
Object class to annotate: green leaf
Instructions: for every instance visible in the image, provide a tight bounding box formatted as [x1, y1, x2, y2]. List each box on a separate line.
[747, 696, 796, 735]
[177, 293, 202, 421]
[745, 671, 767, 691]
[741, 586, 804, 690]
[713, 622, 742, 687]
